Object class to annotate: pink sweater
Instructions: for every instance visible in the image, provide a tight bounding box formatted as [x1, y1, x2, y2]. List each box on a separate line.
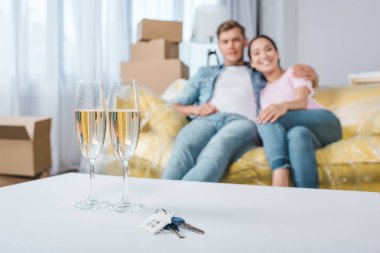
[260, 68, 323, 110]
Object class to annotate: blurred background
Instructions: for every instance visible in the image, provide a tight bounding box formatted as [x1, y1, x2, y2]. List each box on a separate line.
[0, 0, 379, 176]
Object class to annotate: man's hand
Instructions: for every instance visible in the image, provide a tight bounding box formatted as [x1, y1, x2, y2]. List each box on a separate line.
[257, 104, 288, 124]
[292, 64, 318, 88]
[174, 102, 219, 116]
[192, 102, 219, 116]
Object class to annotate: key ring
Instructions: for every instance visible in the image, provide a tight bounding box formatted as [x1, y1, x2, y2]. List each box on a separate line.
[155, 208, 167, 214]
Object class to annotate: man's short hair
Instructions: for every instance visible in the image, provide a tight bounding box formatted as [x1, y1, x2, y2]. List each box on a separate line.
[217, 20, 245, 38]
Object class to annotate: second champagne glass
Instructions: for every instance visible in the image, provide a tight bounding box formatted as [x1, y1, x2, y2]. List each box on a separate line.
[107, 79, 144, 213]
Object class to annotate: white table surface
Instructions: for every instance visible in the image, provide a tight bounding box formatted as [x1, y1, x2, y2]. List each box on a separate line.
[1, 173, 380, 253]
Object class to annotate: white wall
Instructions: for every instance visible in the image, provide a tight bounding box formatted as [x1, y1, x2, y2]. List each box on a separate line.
[260, 0, 380, 85]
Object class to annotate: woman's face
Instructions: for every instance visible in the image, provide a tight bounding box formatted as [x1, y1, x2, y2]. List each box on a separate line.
[250, 38, 280, 74]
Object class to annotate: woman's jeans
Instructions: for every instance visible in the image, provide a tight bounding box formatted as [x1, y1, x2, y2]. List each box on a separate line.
[163, 113, 260, 182]
[257, 109, 342, 188]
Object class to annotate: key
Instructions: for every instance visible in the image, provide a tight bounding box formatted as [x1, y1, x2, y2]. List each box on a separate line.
[172, 216, 205, 234]
[140, 210, 174, 234]
[163, 223, 185, 239]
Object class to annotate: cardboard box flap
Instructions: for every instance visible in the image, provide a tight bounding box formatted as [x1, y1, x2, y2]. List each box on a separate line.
[0, 116, 51, 140]
[0, 116, 52, 177]
[0, 125, 30, 140]
[138, 19, 182, 43]
[34, 119, 51, 139]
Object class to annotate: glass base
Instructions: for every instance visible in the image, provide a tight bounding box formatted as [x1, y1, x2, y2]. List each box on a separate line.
[108, 199, 144, 213]
[75, 198, 110, 210]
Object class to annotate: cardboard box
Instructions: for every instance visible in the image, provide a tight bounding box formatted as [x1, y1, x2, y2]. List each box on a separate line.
[349, 71, 380, 85]
[351, 76, 380, 85]
[0, 117, 52, 177]
[121, 59, 189, 94]
[0, 169, 49, 187]
[131, 39, 179, 61]
[137, 19, 182, 43]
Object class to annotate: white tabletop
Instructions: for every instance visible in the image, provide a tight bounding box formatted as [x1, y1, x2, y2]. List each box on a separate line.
[1, 173, 380, 253]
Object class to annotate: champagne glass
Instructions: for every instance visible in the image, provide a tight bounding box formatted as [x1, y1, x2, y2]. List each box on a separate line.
[74, 81, 109, 210]
[107, 79, 144, 213]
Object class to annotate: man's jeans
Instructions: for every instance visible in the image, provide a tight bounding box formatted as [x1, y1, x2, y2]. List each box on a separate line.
[257, 109, 342, 188]
[163, 113, 260, 182]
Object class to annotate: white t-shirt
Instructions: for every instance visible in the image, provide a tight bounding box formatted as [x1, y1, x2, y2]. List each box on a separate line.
[210, 66, 257, 122]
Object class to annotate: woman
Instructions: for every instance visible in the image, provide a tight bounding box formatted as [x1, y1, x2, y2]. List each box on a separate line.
[249, 35, 342, 188]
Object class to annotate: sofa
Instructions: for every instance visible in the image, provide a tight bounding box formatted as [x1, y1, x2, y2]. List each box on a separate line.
[99, 82, 380, 192]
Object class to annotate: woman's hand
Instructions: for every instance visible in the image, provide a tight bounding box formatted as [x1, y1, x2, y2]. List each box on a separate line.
[257, 104, 288, 124]
[258, 87, 309, 123]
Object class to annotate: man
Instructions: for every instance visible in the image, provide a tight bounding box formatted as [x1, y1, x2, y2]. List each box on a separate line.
[163, 20, 317, 183]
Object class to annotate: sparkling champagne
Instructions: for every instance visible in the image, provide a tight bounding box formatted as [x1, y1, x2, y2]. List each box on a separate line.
[74, 110, 107, 160]
[108, 110, 140, 161]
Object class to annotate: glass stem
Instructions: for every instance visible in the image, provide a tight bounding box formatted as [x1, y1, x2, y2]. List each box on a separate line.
[122, 159, 129, 203]
[89, 159, 96, 199]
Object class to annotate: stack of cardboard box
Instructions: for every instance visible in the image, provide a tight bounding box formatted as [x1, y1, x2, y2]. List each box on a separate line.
[0, 117, 51, 187]
[121, 19, 189, 95]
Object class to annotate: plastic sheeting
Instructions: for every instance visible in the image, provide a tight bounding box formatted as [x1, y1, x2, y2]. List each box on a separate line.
[98, 87, 187, 178]
[99, 83, 380, 192]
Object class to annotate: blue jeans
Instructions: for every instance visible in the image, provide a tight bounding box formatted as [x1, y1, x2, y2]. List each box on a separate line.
[257, 109, 342, 188]
[163, 113, 260, 182]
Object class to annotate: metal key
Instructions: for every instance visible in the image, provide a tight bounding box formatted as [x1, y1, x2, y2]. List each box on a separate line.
[172, 216, 205, 234]
[163, 223, 185, 239]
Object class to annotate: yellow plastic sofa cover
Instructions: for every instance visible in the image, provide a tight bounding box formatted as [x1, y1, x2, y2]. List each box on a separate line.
[100, 83, 380, 192]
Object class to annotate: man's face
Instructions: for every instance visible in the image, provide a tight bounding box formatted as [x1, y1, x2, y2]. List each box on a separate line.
[217, 27, 247, 66]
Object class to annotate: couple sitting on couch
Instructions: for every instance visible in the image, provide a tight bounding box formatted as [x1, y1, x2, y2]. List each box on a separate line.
[162, 20, 342, 188]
